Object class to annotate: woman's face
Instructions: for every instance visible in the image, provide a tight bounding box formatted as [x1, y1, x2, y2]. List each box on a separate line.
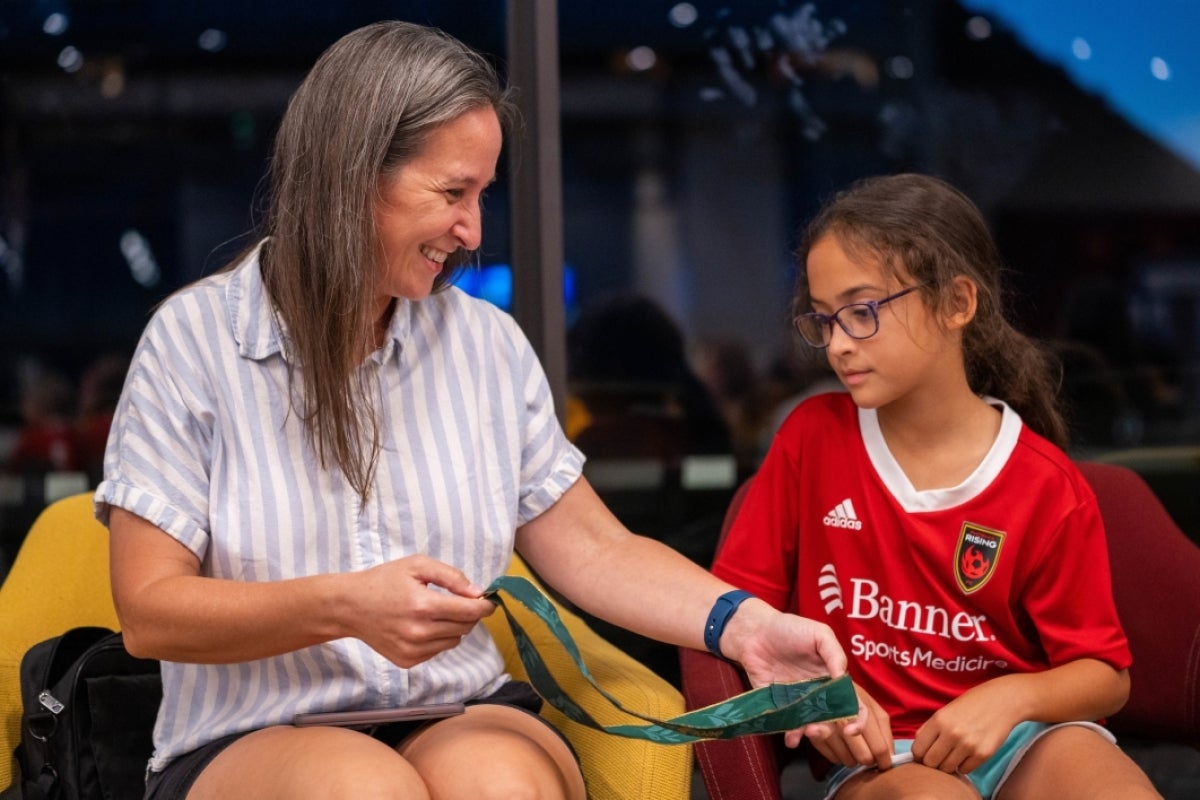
[374, 106, 502, 307]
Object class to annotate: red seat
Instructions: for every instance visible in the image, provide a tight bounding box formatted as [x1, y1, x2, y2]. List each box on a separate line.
[680, 461, 1200, 799]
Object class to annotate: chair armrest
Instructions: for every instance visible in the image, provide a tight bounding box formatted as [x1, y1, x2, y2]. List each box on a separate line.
[678, 646, 784, 800]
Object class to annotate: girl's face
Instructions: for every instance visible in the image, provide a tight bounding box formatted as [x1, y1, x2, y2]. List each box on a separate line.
[805, 232, 963, 410]
[373, 106, 502, 311]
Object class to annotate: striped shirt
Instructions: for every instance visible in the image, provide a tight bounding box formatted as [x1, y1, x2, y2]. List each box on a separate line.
[94, 244, 584, 771]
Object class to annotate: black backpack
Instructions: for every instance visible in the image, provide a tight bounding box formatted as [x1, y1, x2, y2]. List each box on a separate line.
[11, 627, 161, 800]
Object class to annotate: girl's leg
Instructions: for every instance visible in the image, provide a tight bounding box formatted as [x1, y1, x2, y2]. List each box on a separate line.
[997, 725, 1162, 800]
[398, 704, 586, 800]
[836, 763, 980, 800]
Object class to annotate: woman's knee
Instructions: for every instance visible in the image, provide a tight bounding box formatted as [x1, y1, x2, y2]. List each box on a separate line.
[400, 707, 583, 800]
[463, 757, 573, 800]
[190, 725, 429, 800]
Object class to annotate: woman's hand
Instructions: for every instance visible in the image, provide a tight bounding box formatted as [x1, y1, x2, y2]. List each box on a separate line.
[719, 600, 873, 747]
[343, 554, 498, 668]
[723, 599, 845, 684]
[111, 507, 495, 665]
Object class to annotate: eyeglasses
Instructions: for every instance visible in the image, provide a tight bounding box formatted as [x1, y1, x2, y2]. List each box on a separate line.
[793, 285, 924, 348]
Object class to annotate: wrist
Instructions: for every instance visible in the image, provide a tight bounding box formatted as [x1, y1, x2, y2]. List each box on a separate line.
[715, 596, 773, 664]
[703, 589, 755, 659]
[318, 571, 359, 641]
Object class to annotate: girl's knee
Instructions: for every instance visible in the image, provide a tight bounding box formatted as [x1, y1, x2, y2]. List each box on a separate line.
[840, 765, 979, 800]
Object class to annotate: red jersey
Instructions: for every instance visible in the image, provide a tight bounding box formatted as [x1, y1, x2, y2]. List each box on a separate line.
[712, 392, 1132, 738]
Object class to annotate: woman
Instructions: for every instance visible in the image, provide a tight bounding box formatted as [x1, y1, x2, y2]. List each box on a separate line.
[97, 21, 851, 799]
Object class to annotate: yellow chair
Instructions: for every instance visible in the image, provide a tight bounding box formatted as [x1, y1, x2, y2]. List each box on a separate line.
[1, 493, 692, 799]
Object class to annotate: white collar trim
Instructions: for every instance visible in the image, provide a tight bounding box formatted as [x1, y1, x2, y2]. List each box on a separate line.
[859, 397, 1022, 512]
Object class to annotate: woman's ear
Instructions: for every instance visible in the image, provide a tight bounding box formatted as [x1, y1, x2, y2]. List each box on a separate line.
[946, 275, 978, 330]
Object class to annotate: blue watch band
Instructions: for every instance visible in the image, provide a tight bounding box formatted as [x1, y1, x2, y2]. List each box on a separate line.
[704, 589, 755, 659]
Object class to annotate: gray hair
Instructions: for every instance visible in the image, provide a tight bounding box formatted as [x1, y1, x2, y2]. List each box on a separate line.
[260, 21, 517, 500]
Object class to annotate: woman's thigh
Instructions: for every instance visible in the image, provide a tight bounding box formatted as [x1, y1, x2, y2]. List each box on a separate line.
[398, 704, 586, 800]
[186, 725, 429, 800]
[997, 726, 1161, 800]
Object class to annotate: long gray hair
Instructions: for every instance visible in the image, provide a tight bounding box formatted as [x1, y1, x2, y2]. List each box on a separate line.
[259, 21, 517, 500]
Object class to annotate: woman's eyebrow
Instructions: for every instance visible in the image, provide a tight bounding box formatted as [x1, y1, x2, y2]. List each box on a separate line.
[444, 171, 497, 187]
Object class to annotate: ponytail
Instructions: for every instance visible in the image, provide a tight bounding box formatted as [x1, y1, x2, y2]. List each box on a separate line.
[795, 173, 1069, 450]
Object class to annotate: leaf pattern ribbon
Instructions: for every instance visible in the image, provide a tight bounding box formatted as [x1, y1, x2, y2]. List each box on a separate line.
[485, 574, 858, 743]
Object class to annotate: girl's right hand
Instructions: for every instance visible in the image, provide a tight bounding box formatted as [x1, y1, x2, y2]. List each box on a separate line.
[344, 554, 498, 668]
[803, 683, 894, 770]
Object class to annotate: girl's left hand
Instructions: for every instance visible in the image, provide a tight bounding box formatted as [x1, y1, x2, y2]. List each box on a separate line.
[910, 680, 1019, 774]
[802, 683, 892, 767]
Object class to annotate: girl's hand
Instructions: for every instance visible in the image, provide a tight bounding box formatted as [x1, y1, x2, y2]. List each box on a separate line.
[343, 554, 497, 668]
[803, 684, 893, 769]
[911, 679, 1020, 774]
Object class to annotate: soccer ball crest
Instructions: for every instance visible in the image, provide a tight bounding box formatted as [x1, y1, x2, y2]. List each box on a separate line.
[954, 523, 1005, 593]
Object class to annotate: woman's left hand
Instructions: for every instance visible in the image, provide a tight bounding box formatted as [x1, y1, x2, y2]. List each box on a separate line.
[720, 599, 865, 741]
[722, 598, 846, 682]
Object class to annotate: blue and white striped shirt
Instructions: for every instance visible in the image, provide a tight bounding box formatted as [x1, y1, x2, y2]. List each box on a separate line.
[95, 244, 584, 771]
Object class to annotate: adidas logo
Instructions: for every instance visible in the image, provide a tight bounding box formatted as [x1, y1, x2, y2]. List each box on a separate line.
[823, 498, 862, 530]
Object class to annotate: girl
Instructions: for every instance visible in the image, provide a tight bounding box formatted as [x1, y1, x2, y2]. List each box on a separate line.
[712, 173, 1162, 799]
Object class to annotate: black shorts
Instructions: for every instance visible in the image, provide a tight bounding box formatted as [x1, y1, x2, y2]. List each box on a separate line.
[144, 681, 569, 800]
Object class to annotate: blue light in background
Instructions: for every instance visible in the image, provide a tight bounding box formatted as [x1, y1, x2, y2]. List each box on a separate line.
[453, 263, 577, 316]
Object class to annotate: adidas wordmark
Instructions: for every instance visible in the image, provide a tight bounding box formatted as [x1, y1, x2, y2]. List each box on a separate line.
[823, 498, 862, 530]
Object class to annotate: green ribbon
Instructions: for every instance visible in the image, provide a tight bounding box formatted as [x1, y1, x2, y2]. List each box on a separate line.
[484, 574, 858, 744]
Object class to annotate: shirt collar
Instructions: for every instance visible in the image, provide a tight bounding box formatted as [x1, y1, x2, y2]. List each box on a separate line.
[367, 300, 412, 366]
[228, 240, 413, 365]
[228, 242, 287, 362]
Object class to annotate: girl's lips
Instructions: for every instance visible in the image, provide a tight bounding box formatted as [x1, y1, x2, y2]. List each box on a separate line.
[840, 369, 869, 387]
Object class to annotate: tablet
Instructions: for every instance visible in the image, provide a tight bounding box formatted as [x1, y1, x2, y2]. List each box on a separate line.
[293, 702, 466, 727]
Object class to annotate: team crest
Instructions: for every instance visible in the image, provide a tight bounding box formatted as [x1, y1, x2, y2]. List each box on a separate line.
[954, 523, 1005, 594]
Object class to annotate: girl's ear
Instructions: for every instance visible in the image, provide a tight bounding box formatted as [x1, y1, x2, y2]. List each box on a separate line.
[946, 275, 978, 330]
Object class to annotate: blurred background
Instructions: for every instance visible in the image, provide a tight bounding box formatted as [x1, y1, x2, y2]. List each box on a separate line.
[1, 0, 1198, 640]
[1, 2, 1198, 795]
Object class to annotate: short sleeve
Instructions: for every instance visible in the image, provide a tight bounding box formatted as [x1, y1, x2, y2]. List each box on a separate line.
[94, 298, 216, 559]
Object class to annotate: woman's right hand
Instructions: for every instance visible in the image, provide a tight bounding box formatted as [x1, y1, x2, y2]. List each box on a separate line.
[110, 507, 497, 666]
[803, 683, 894, 770]
[343, 554, 498, 668]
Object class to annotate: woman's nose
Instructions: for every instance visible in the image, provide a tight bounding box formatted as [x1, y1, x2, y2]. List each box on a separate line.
[453, 200, 482, 251]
